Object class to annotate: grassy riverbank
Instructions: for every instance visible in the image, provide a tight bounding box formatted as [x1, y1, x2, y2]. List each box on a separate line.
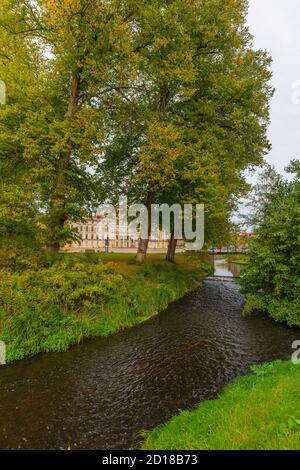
[0, 252, 212, 363]
[142, 360, 300, 450]
[224, 254, 247, 265]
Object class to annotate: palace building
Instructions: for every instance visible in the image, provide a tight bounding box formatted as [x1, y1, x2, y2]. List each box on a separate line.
[64, 213, 174, 252]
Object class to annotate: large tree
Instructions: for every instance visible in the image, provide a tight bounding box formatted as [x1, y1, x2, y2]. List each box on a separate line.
[0, 0, 153, 255]
[103, 0, 273, 263]
[1, 0, 273, 263]
[173, 0, 273, 259]
[0, 0, 47, 267]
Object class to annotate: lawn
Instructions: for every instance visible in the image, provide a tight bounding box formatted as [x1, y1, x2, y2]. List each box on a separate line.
[142, 360, 300, 450]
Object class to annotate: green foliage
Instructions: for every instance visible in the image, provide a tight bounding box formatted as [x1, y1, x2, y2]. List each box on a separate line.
[0, 0, 273, 261]
[179, 0, 273, 245]
[0, 0, 170, 250]
[141, 361, 300, 450]
[240, 163, 300, 326]
[0, 253, 212, 362]
[101, 0, 273, 250]
[224, 254, 247, 265]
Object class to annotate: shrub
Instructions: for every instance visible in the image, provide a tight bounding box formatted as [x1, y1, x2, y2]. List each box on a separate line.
[0, 253, 211, 362]
[240, 163, 300, 326]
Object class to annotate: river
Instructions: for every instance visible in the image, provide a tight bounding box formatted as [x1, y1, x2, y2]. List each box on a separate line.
[0, 259, 298, 449]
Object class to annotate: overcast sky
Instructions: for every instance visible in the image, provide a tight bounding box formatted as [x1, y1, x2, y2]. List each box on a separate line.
[247, 0, 300, 177]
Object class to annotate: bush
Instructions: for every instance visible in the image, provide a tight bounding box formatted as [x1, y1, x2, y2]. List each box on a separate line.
[0, 253, 211, 362]
[240, 164, 300, 327]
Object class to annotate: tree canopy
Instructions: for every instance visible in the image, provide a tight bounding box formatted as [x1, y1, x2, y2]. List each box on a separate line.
[0, 0, 273, 264]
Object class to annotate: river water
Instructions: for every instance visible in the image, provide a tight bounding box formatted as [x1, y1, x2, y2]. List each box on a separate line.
[0, 260, 298, 450]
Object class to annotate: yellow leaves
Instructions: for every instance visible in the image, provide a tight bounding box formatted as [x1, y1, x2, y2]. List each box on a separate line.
[61, 0, 81, 9]
[136, 120, 184, 190]
[153, 36, 169, 49]
[43, 0, 86, 38]
[43, 0, 81, 18]
[42, 0, 60, 22]
[37, 223, 47, 231]
[132, 52, 142, 64]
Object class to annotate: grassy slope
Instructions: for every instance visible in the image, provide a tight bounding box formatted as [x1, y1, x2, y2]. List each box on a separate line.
[0, 252, 212, 363]
[142, 361, 300, 450]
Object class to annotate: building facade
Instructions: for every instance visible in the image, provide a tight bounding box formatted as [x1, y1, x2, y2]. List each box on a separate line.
[64, 214, 175, 252]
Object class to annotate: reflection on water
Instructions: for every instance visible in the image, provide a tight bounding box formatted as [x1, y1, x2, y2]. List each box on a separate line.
[0, 275, 298, 450]
[214, 258, 243, 277]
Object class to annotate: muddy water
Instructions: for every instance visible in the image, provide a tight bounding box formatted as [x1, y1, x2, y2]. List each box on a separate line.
[0, 261, 298, 450]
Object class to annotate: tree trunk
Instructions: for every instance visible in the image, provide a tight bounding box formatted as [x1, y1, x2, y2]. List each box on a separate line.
[166, 231, 178, 263]
[135, 191, 154, 263]
[136, 238, 150, 263]
[46, 74, 80, 253]
[136, 86, 169, 263]
[45, 241, 60, 257]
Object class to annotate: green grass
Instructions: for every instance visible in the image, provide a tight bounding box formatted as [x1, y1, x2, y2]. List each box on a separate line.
[0, 252, 212, 363]
[224, 254, 247, 265]
[141, 361, 300, 450]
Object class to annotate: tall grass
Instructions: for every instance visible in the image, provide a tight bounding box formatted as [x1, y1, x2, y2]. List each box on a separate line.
[0, 253, 212, 363]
